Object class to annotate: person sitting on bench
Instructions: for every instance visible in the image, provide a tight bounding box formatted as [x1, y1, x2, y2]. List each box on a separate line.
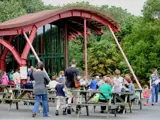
[99, 76, 112, 113]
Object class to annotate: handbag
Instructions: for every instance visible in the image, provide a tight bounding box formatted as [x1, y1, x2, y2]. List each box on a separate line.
[74, 73, 80, 88]
[91, 93, 99, 102]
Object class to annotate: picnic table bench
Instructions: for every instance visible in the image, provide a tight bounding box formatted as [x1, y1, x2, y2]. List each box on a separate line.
[2, 88, 57, 110]
[71, 90, 133, 119]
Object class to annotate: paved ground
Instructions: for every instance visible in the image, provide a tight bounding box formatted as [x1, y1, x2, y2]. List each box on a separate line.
[0, 102, 160, 120]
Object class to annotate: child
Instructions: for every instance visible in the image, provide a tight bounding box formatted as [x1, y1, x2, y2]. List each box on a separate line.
[47, 75, 58, 90]
[1, 71, 9, 85]
[55, 80, 67, 116]
[89, 77, 97, 90]
[143, 85, 151, 106]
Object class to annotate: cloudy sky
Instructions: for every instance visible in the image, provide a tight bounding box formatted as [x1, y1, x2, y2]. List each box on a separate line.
[42, 0, 147, 16]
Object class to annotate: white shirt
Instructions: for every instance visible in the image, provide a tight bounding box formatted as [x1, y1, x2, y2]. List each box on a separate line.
[113, 76, 123, 92]
[13, 72, 21, 84]
[47, 81, 58, 89]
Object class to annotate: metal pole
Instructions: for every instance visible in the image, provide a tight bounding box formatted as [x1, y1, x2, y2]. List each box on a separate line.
[23, 32, 50, 80]
[65, 22, 68, 69]
[84, 18, 88, 80]
[108, 25, 142, 89]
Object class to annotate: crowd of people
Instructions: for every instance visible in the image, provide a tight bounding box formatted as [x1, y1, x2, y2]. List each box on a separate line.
[0, 59, 160, 118]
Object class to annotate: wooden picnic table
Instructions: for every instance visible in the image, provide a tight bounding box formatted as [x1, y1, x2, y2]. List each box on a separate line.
[3, 88, 34, 110]
[2, 88, 56, 111]
[71, 90, 133, 118]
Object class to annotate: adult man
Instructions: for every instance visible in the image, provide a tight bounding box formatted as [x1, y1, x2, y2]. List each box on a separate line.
[64, 59, 80, 114]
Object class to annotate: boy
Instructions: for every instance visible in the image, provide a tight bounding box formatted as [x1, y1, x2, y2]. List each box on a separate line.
[55, 79, 67, 116]
[89, 77, 97, 90]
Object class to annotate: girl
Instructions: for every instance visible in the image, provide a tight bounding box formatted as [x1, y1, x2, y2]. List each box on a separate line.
[143, 85, 151, 106]
[1, 71, 9, 85]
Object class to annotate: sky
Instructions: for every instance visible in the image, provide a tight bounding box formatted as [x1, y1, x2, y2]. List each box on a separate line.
[42, 0, 147, 16]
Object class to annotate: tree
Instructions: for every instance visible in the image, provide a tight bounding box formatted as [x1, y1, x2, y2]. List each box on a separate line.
[0, 0, 26, 22]
[143, 0, 160, 22]
[122, 20, 160, 84]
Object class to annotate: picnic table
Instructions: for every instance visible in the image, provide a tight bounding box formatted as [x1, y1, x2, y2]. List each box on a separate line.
[71, 90, 133, 118]
[3, 88, 33, 110]
[2, 88, 57, 111]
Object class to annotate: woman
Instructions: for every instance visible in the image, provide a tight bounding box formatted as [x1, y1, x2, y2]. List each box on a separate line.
[32, 62, 50, 117]
[1, 71, 9, 85]
[150, 68, 159, 105]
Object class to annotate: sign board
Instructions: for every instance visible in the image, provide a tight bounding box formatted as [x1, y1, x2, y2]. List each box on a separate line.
[20, 66, 27, 79]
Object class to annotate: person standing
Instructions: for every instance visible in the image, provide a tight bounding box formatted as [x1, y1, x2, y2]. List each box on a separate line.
[150, 68, 159, 105]
[13, 68, 21, 88]
[55, 80, 67, 116]
[64, 59, 80, 114]
[32, 62, 50, 117]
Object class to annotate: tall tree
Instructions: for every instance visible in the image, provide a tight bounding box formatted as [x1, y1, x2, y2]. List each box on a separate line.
[0, 0, 26, 22]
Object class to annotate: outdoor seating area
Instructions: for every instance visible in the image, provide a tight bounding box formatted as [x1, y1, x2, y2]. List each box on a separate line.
[0, 0, 160, 120]
[0, 84, 143, 119]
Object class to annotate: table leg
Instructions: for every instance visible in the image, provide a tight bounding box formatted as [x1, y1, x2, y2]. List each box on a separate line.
[85, 93, 89, 116]
[15, 91, 19, 110]
[128, 95, 132, 113]
[123, 95, 128, 114]
[16, 102, 19, 110]
[140, 91, 142, 110]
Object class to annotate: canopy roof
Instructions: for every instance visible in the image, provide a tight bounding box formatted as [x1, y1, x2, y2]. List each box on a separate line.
[0, 6, 120, 37]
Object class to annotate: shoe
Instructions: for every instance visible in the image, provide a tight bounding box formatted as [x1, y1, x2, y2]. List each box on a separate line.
[63, 111, 67, 115]
[55, 110, 59, 116]
[67, 107, 71, 114]
[32, 113, 36, 118]
[152, 103, 154, 106]
[144, 102, 147, 106]
[155, 102, 159, 105]
[101, 110, 104, 113]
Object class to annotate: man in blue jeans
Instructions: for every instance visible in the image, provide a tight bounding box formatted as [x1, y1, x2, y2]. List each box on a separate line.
[150, 68, 159, 106]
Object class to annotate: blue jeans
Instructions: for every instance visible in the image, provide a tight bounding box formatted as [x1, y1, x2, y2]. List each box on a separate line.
[151, 85, 159, 103]
[32, 94, 48, 116]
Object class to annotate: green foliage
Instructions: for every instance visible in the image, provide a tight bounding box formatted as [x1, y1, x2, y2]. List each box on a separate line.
[0, 0, 26, 22]
[143, 0, 160, 22]
[88, 39, 120, 76]
[122, 20, 160, 83]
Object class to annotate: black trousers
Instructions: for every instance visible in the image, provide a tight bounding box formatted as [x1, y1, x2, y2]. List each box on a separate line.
[99, 99, 109, 111]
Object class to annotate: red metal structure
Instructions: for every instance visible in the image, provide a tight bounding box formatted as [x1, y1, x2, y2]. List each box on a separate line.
[0, 6, 142, 88]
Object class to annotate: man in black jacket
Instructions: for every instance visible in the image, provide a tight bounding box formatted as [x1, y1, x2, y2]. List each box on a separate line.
[65, 59, 80, 114]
